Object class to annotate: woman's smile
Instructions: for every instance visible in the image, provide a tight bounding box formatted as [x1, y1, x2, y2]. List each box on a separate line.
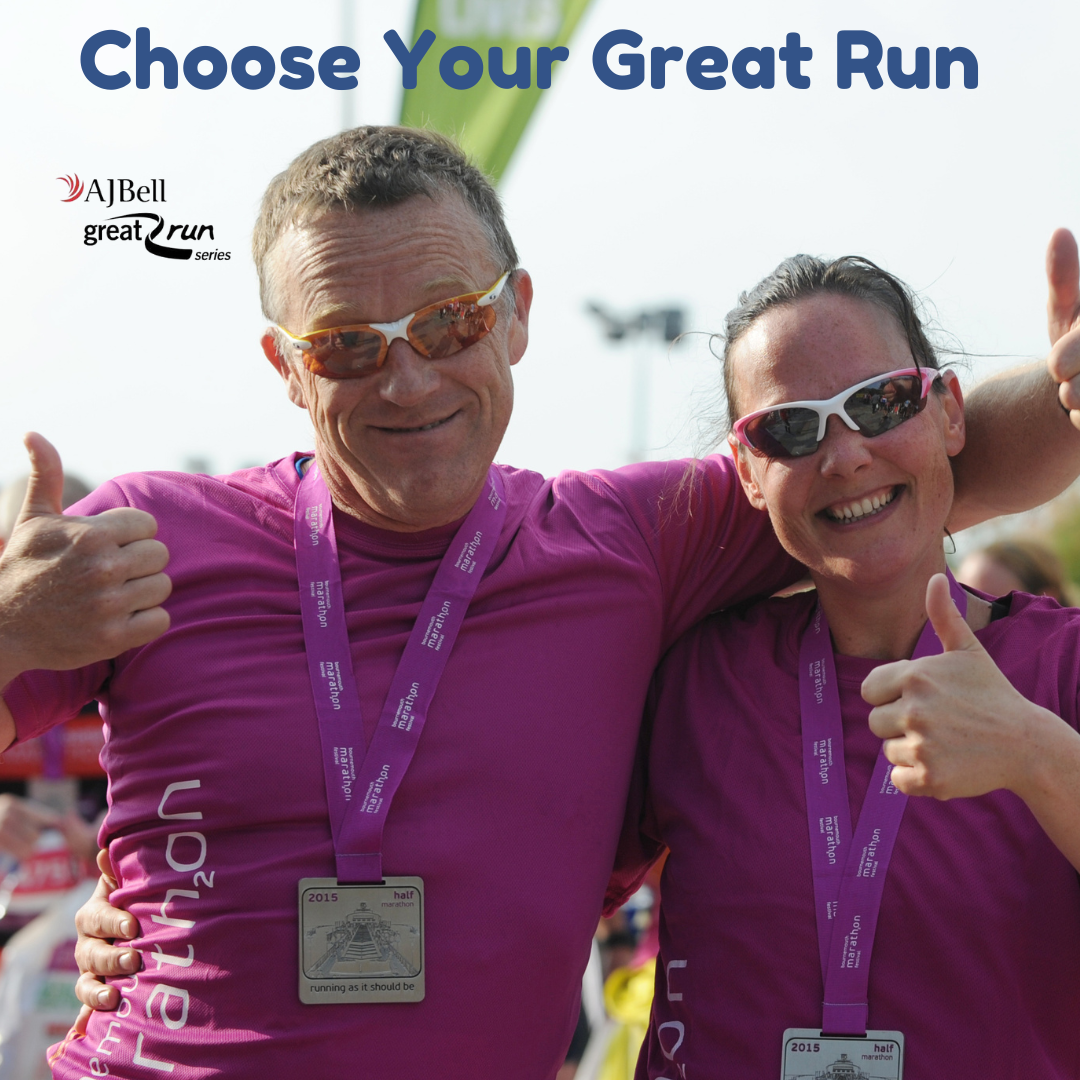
[821, 483, 901, 524]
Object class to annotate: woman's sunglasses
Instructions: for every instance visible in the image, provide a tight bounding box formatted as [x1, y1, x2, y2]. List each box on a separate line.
[277, 271, 512, 379]
[732, 367, 942, 459]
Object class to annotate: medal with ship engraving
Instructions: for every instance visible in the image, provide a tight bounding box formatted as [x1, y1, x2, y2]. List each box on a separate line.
[781, 1030, 903, 1080]
[298, 877, 424, 1004]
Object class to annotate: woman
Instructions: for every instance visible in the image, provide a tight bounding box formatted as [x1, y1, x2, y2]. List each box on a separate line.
[627, 256, 1080, 1078]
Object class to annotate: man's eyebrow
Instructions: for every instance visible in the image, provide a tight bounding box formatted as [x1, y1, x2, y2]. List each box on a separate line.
[420, 274, 475, 295]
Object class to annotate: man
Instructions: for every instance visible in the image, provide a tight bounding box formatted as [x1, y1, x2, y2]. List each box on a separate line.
[2, 128, 1079, 1079]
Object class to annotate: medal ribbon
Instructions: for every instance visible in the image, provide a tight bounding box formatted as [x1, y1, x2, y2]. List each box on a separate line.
[799, 570, 967, 1036]
[294, 461, 506, 884]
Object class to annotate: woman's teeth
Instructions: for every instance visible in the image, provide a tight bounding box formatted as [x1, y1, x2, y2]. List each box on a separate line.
[825, 487, 896, 523]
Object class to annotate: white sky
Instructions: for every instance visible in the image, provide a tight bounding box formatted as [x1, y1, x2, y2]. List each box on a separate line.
[1, 0, 1077, 493]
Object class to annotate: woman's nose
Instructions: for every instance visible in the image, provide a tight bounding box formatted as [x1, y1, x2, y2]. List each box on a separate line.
[817, 414, 873, 476]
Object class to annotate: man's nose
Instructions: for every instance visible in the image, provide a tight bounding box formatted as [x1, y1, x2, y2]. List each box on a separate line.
[376, 339, 440, 406]
[817, 413, 873, 475]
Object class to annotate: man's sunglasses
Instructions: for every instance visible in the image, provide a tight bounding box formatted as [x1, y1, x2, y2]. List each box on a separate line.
[277, 271, 512, 379]
[732, 367, 942, 459]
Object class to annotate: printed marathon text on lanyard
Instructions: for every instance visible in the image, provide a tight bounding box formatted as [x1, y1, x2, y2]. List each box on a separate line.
[292, 459, 506, 1005]
[780, 571, 968, 1078]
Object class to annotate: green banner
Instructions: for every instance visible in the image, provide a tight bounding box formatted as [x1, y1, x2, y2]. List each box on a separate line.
[398, 0, 593, 182]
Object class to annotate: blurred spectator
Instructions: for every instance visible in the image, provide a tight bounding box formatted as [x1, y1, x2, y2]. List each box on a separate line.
[958, 538, 1073, 605]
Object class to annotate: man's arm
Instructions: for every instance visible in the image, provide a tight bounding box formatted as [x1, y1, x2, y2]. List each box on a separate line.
[949, 229, 1080, 532]
[0, 433, 172, 749]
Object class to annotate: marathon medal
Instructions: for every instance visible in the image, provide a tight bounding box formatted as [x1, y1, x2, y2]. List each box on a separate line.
[781, 1029, 903, 1080]
[298, 877, 425, 1004]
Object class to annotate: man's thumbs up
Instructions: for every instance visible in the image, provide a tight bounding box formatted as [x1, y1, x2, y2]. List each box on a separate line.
[1045, 228, 1080, 430]
[0, 433, 172, 691]
[862, 575, 1043, 799]
[1047, 227, 1080, 348]
[15, 432, 66, 525]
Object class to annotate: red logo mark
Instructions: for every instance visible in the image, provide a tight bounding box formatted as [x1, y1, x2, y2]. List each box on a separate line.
[57, 174, 85, 202]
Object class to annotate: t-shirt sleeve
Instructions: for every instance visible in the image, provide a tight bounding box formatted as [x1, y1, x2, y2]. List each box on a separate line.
[2, 480, 131, 746]
[603, 454, 803, 649]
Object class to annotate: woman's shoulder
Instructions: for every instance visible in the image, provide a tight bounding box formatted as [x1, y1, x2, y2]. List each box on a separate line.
[978, 592, 1080, 718]
[979, 591, 1080, 647]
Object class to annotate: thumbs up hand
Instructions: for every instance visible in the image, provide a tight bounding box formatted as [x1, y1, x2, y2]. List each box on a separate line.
[861, 574, 1059, 800]
[0, 433, 171, 688]
[1046, 228, 1080, 431]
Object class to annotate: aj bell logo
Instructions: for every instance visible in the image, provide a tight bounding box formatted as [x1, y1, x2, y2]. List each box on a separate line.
[57, 174, 85, 202]
[57, 172, 230, 262]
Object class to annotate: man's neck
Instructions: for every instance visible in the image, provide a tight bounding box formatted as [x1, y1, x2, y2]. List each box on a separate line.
[812, 554, 991, 660]
[311, 453, 488, 534]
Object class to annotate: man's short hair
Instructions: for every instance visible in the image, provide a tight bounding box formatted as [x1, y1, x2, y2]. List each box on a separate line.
[253, 126, 519, 323]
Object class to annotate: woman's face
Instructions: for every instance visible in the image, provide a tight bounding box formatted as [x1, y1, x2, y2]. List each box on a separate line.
[727, 293, 966, 590]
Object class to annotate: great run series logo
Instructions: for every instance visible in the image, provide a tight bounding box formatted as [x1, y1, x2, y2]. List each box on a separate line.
[57, 173, 230, 262]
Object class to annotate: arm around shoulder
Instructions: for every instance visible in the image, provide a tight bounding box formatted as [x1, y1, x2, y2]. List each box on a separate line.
[949, 361, 1080, 531]
[949, 228, 1080, 531]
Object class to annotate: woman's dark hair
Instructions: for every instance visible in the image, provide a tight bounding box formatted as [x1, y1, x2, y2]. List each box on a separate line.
[720, 254, 942, 429]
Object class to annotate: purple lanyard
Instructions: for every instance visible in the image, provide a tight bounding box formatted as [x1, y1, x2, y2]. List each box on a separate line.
[799, 571, 967, 1036]
[294, 462, 506, 884]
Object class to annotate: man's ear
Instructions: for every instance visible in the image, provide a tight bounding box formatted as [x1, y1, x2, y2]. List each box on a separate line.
[938, 369, 966, 458]
[728, 434, 768, 510]
[261, 332, 307, 410]
[506, 270, 533, 367]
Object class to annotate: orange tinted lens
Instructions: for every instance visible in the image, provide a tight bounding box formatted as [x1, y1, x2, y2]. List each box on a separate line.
[305, 328, 386, 378]
[408, 299, 497, 359]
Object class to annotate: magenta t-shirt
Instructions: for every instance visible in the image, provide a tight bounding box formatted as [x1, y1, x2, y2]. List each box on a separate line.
[3, 453, 794, 1080]
[631, 589, 1080, 1079]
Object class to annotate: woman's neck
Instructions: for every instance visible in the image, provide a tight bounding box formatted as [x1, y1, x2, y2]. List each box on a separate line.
[812, 555, 991, 660]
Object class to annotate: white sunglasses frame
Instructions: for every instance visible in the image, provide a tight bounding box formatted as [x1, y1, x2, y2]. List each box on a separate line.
[276, 271, 511, 354]
[732, 366, 942, 453]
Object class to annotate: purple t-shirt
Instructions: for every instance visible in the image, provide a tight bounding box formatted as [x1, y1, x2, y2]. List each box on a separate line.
[4, 453, 794, 1080]
[631, 589, 1080, 1079]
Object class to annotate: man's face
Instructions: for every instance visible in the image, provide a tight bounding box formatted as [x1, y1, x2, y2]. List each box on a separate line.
[262, 194, 531, 531]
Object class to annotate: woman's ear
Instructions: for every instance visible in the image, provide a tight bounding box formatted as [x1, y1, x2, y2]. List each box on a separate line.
[938, 369, 966, 458]
[728, 434, 769, 510]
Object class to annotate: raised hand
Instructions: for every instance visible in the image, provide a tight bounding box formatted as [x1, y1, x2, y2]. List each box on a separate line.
[860, 574, 1057, 800]
[1046, 228, 1080, 430]
[0, 433, 172, 689]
